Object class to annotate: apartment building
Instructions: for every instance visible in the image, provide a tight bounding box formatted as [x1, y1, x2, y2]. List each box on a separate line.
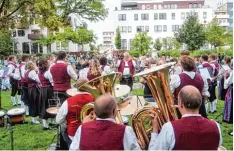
[13, 13, 87, 54]
[114, 0, 213, 50]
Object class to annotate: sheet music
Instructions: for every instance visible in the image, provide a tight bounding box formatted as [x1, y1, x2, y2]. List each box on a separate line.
[199, 68, 212, 79]
[0, 67, 9, 78]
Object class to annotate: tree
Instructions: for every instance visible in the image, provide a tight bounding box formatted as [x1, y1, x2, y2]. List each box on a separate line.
[0, 30, 16, 56]
[225, 30, 233, 49]
[115, 27, 121, 49]
[153, 38, 162, 51]
[175, 12, 206, 51]
[172, 38, 181, 50]
[205, 18, 226, 50]
[162, 38, 168, 50]
[131, 32, 152, 55]
[0, 0, 108, 30]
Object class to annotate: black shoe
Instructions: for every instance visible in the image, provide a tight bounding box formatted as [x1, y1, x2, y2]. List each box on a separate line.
[49, 123, 57, 127]
[214, 110, 217, 113]
[208, 111, 212, 113]
[43, 127, 50, 130]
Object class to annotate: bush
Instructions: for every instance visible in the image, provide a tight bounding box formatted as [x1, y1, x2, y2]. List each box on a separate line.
[129, 50, 140, 57]
[158, 50, 180, 57]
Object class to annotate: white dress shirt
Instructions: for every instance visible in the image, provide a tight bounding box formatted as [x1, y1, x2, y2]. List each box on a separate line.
[28, 70, 40, 83]
[78, 68, 89, 79]
[101, 65, 112, 75]
[13, 62, 26, 80]
[224, 71, 233, 89]
[148, 114, 222, 150]
[7, 62, 17, 78]
[170, 71, 210, 97]
[44, 70, 54, 86]
[69, 118, 141, 150]
[116, 60, 136, 75]
[50, 61, 78, 81]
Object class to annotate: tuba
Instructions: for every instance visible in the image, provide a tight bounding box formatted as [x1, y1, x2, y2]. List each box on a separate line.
[131, 62, 178, 149]
[79, 72, 123, 123]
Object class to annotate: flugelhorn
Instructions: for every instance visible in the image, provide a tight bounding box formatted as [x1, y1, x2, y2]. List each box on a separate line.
[79, 72, 123, 123]
[131, 62, 178, 149]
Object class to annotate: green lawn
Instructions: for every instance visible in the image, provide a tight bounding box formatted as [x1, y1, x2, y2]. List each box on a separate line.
[0, 90, 233, 150]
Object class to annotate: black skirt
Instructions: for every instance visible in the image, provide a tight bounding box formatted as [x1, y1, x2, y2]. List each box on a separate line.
[28, 86, 40, 117]
[39, 86, 54, 119]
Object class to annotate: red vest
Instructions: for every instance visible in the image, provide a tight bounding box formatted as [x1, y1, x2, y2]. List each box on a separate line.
[80, 120, 125, 150]
[210, 61, 220, 77]
[172, 116, 220, 150]
[50, 63, 71, 91]
[38, 71, 51, 88]
[66, 93, 94, 136]
[25, 70, 38, 88]
[174, 73, 204, 100]
[19, 63, 27, 83]
[118, 60, 135, 76]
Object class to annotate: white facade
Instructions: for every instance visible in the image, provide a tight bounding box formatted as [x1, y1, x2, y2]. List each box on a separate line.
[214, 10, 229, 30]
[114, 8, 213, 50]
[14, 13, 89, 54]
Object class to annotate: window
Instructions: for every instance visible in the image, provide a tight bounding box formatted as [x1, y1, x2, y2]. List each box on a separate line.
[158, 5, 162, 9]
[31, 30, 40, 34]
[129, 39, 133, 50]
[118, 14, 126, 21]
[159, 13, 167, 20]
[31, 43, 38, 54]
[154, 13, 158, 20]
[120, 26, 127, 33]
[134, 14, 138, 21]
[121, 39, 127, 50]
[181, 12, 185, 20]
[22, 42, 30, 54]
[153, 5, 157, 9]
[128, 26, 132, 33]
[172, 25, 179, 32]
[189, 4, 193, 8]
[136, 26, 144, 32]
[145, 26, 149, 32]
[146, 5, 150, 9]
[194, 12, 198, 17]
[171, 13, 175, 20]
[171, 4, 176, 9]
[18, 30, 25, 37]
[12, 30, 16, 37]
[203, 12, 207, 19]
[154, 25, 162, 32]
[163, 25, 167, 32]
[142, 5, 145, 10]
[194, 3, 197, 8]
[186, 12, 190, 18]
[198, 4, 202, 8]
[141, 13, 149, 20]
[164, 5, 168, 9]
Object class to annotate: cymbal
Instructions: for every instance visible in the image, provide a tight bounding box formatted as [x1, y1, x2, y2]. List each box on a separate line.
[119, 96, 146, 116]
[46, 107, 60, 115]
[134, 62, 176, 77]
[115, 84, 131, 98]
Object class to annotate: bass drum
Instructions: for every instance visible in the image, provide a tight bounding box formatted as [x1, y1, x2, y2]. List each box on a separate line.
[7, 108, 25, 124]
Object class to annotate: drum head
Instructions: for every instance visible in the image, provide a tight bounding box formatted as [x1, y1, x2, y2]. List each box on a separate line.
[46, 107, 60, 115]
[66, 88, 81, 97]
[115, 84, 130, 98]
[7, 108, 25, 116]
[0, 111, 5, 117]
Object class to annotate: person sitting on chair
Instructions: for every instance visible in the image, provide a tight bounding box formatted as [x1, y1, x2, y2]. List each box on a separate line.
[149, 85, 222, 150]
[56, 78, 95, 148]
[70, 94, 141, 150]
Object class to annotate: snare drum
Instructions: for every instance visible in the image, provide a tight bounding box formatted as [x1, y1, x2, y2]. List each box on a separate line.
[7, 108, 25, 124]
[0, 111, 5, 126]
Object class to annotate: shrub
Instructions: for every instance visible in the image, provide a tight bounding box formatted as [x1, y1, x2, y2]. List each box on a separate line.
[129, 50, 140, 57]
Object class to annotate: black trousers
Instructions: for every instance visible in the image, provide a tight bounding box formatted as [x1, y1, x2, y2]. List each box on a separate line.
[10, 78, 18, 97]
[120, 77, 133, 91]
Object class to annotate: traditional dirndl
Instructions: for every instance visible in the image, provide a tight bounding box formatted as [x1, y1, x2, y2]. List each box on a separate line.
[28, 86, 40, 117]
[223, 85, 233, 124]
[39, 86, 54, 119]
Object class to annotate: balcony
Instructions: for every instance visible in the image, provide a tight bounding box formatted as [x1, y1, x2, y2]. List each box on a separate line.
[219, 22, 229, 27]
[215, 14, 229, 19]
[28, 34, 42, 40]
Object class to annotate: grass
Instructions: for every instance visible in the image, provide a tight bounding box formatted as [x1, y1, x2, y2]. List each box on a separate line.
[0, 89, 233, 150]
